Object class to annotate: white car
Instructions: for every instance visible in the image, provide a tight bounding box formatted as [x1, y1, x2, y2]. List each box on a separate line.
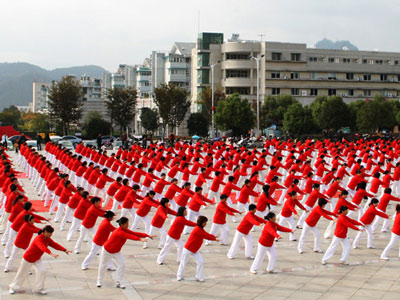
[26, 140, 38, 150]
[50, 135, 62, 143]
[58, 140, 75, 150]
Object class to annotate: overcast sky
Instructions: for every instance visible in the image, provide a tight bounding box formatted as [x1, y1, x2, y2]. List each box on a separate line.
[1, 0, 399, 72]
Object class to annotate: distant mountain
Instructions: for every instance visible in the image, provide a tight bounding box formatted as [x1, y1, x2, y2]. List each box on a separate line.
[315, 38, 358, 51]
[0, 62, 108, 110]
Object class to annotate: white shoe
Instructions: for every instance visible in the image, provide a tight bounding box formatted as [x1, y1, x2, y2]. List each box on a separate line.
[381, 256, 389, 260]
[196, 277, 204, 282]
[298, 250, 303, 254]
[96, 282, 102, 288]
[227, 256, 234, 260]
[177, 277, 183, 281]
[9, 288, 15, 294]
[250, 270, 257, 274]
[321, 261, 327, 265]
[36, 289, 47, 295]
[246, 256, 255, 259]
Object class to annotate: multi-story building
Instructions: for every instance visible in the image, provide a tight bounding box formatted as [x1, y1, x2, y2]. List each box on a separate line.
[32, 82, 51, 113]
[191, 33, 400, 108]
[79, 75, 105, 121]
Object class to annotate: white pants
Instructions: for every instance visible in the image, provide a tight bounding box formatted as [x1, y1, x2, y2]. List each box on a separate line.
[1, 220, 12, 245]
[206, 223, 229, 245]
[353, 224, 373, 248]
[322, 236, 351, 263]
[60, 206, 74, 231]
[4, 228, 17, 257]
[278, 215, 296, 241]
[97, 249, 125, 285]
[324, 221, 336, 239]
[157, 235, 183, 264]
[250, 243, 277, 272]
[298, 223, 321, 252]
[102, 194, 113, 208]
[74, 225, 96, 253]
[278, 188, 288, 204]
[372, 215, 390, 232]
[54, 202, 67, 222]
[5, 245, 24, 271]
[10, 258, 46, 293]
[81, 242, 113, 269]
[176, 248, 204, 281]
[297, 205, 312, 227]
[111, 200, 122, 212]
[227, 230, 253, 258]
[66, 217, 82, 241]
[120, 207, 136, 224]
[208, 191, 220, 203]
[183, 209, 199, 234]
[131, 215, 150, 233]
[144, 225, 166, 248]
[381, 232, 400, 259]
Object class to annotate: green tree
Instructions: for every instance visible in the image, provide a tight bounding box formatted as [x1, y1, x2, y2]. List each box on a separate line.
[105, 87, 137, 133]
[348, 100, 366, 131]
[283, 104, 317, 135]
[82, 112, 111, 139]
[357, 96, 396, 132]
[197, 87, 225, 124]
[261, 95, 299, 128]
[0, 105, 22, 128]
[140, 107, 159, 133]
[153, 83, 190, 136]
[215, 93, 255, 136]
[20, 112, 49, 133]
[48, 76, 85, 135]
[187, 113, 209, 137]
[311, 96, 351, 130]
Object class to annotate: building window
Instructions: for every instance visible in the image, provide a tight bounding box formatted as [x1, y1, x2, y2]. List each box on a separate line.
[310, 72, 318, 80]
[226, 53, 250, 60]
[363, 74, 371, 81]
[328, 89, 336, 96]
[291, 53, 301, 61]
[398, 75, 400, 82]
[364, 90, 372, 97]
[271, 52, 282, 61]
[380, 74, 388, 81]
[328, 57, 335, 63]
[376, 60, 383, 64]
[272, 88, 280, 95]
[225, 87, 250, 95]
[291, 88, 300, 96]
[290, 72, 299, 79]
[348, 89, 354, 96]
[346, 73, 354, 80]
[328, 73, 336, 80]
[226, 69, 250, 78]
[309, 57, 318, 62]
[343, 58, 351, 63]
[362, 59, 368, 64]
[310, 89, 318, 96]
[271, 72, 280, 79]
[395, 60, 399, 65]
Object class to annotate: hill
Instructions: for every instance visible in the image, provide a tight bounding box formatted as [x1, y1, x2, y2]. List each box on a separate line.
[0, 62, 108, 110]
[315, 38, 358, 51]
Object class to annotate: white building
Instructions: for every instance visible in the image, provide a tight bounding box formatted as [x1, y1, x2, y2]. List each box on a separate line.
[32, 82, 51, 113]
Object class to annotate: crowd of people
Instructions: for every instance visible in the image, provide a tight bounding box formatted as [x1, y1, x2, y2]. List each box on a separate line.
[1, 136, 400, 295]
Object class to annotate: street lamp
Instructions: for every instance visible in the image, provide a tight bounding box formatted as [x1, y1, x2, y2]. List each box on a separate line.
[209, 60, 221, 139]
[250, 54, 265, 137]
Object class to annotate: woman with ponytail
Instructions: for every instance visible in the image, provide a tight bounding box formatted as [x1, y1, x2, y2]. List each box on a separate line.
[2, 194, 25, 249]
[9, 225, 71, 295]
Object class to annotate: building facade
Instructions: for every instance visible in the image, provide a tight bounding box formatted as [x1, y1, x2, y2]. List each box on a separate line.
[191, 33, 400, 108]
[32, 82, 51, 113]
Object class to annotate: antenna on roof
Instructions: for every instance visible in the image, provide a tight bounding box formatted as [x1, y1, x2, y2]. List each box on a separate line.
[259, 34, 265, 42]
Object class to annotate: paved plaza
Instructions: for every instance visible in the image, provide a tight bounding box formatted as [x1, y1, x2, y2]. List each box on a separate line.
[1, 151, 400, 300]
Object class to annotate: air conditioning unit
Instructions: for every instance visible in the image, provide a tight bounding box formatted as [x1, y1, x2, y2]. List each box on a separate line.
[283, 76, 288, 79]
[302, 90, 307, 96]
[388, 93, 393, 97]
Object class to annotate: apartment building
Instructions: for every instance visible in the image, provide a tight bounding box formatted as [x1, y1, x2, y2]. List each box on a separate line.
[191, 33, 400, 107]
[32, 82, 51, 113]
[79, 75, 105, 121]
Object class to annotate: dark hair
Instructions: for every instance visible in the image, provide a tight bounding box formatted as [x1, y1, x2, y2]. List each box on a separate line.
[160, 198, 169, 207]
[102, 168, 108, 174]
[265, 212, 276, 220]
[116, 177, 122, 182]
[220, 194, 228, 200]
[197, 216, 208, 227]
[244, 179, 251, 185]
[248, 204, 257, 211]
[38, 225, 54, 235]
[228, 176, 235, 182]
[263, 185, 270, 195]
[338, 206, 348, 214]
[357, 182, 367, 190]
[122, 178, 129, 185]
[104, 210, 115, 219]
[90, 197, 101, 204]
[177, 206, 186, 217]
[195, 186, 202, 192]
[117, 217, 129, 226]
[384, 187, 392, 194]
[24, 214, 34, 222]
[369, 198, 379, 206]
[318, 198, 328, 207]
[313, 183, 320, 189]
[133, 184, 140, 190]
[13, 194, 24, 206]
[82, 191, 89, 199]
[396, 204, 400, 213]
[23, 201, 32, 211]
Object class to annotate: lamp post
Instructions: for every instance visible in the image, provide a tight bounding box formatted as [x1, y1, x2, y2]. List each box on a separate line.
[250, 54, 265, 137]
[209, 60, 221, 139]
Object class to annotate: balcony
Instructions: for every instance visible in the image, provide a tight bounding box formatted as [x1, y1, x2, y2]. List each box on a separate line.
[223, 77, 254, 87]
[222, 60, 253, 70]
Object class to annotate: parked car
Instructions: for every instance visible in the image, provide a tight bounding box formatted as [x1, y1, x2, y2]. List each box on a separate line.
[101, 136, 116, 147]
[26, 140, 38, 150]
[50, 135, 62, 143]
[58, 140, 75, 150]
[82, 140, 97, 148]
[60, 136, 82, 146]
[113, 140, 123, 150]
[8, 135, 23, 144]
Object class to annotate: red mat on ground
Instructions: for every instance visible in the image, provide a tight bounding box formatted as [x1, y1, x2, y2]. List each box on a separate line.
[15, 172, 28, 179]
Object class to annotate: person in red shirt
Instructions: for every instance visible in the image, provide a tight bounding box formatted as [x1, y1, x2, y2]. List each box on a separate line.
[145, 198, 177, 249]
[153, 173, 171, 200]
[207, 171, 226, 203]
[4, 215, 40, 272]
[2, 194, 25, 249]
[205, 194, 240, 246]
[372, 187, 400, 232]
[94, 168, 114, 200]
[322, 206, 364, 265]
[96, 217, 151, 288]
[381, 204, 400, 260]
[278, 191, 308, 241]
[54, 180, 76, 223]
[352, 198, 388, 249]
[297, 183, 327, 228]
[121, 184, 142, 223]
[60, 187, 84, 231]
[112, 178, 131, 212]
[157, 206, 196, 265]
[74, 197, 106, 254]
[176, 215, 217, 282]
[9, 225, 71, 295]
[227, 204, 266, 259]
[250, 212, 293, 274]
[298, 198, 335, 254]
[81, 210, 116, 270]
[184, 187, 213, 234]
[102, 177, 122, 208]
[237, 179, 259, 213]
[131, 191, 160, 233]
